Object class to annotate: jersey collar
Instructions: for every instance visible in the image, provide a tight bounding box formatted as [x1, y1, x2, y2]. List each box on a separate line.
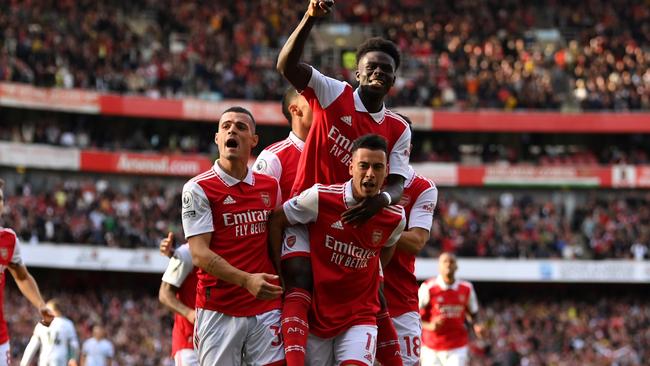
[435, 275, 459, 290]
[288, 131, 305, 151]
[212, 160, 255, 187]
[353, 88, 386, 123]
[343, 180, 361, 208]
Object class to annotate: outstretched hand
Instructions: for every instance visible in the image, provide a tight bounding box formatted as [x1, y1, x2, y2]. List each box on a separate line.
[244, 273, 284, 300]
[341, 193, 389, 226]
[308, 0, 334, 17]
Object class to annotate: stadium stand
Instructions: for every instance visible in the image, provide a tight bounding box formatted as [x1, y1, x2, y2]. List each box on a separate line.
[0, 0, 647, 110]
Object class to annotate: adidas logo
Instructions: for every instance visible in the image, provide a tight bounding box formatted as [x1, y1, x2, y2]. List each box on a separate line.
[330, 220, 344, 230]
[340, 115, 352, 126]
[223, 195, 236, 204]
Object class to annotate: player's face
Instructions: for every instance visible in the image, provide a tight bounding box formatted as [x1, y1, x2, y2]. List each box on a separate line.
[215, 112, 258, 162]
[349, 148, 387, 199]
[295, 95, 313, 131]
[356, 51, 396, 97]
[439, 253, 458, 278]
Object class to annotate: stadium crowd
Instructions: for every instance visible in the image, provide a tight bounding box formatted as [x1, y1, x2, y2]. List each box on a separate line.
[3, 117, 650, 165]
[0, 0, 648, 110]
[6, 287, 648, 365]
[7, 287, 172, 366]
[1, 179, 184, 249]
[432, 191, 650, 260]
[1, 177, 648, 260]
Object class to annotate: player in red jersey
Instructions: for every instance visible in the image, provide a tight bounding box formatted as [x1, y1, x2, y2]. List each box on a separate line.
[276, 1, 410, 364]
[383, 165, 438, 366]
[253, 88, 313, 199]
[181, 107, 285, 365]
[418, 253, 482, 366]
[158, 233, 199, 366]
[269, 134, 406, 365]
[0, 178, 54, 366]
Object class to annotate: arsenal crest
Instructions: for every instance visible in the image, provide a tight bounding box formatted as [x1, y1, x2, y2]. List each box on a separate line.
[372, 229, 383, 244]
[0, 248, 7, 260]
[286, 235, 296, 248]
[260, 192, 271, 207]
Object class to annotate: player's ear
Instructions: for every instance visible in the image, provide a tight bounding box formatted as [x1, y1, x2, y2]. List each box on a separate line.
[214, 132, 219, 144]
[289, 103, 301, 117]
[251, 134, 259, 149]
[355, 69, 360, 82]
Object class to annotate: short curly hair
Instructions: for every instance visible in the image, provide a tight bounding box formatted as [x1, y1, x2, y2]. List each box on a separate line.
[356, 37, 401, 71]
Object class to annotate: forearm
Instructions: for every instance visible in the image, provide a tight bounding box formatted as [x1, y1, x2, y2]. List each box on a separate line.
[380, 246, 396, 268]
[159, 284, 194, 319]
[396, 228, 429, 255]
[20, 336, 39, 366]
[15, 273, 46, 309]
[277, 12, 316, 78]
[382, 175, 405, 206]
[194, 246, 250, 287]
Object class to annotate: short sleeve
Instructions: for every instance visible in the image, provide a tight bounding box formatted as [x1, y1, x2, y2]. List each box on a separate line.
[283, 185, 319, 225]
[467, 283, 479, 314]
[161, 244, 194, 287]
[253, 150, 283, 181]
[418, 281, 432, 310]
[388, 127, 411, 179]
[304, 67, 347, 109]
[408, 185, 438, 231]
[181, 181, 213, 238]
[11, 237, 22, 265]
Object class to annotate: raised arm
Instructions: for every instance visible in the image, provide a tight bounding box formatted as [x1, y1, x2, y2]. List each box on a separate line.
[277, 0, 333, 90]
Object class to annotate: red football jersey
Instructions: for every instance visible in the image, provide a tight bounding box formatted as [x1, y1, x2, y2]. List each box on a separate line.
[253, 132, 304, 201]
[418, 277, 479, 350]
[384, 167, 437, 316]
[161, 244, 198, 356]
[181, 162, 282, 317]
[283, 181, 406, 338]
[290, 67, 411, 197]
[0, 228, 20, 344]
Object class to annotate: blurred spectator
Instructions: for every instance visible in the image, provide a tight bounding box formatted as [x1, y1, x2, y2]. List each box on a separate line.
[0, 0, 647, 110]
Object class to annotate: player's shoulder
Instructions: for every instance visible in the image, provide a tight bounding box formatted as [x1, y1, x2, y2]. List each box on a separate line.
[252, 170, 280, 186]
[457, 279, 475, 291]
[0, 227, 17, 240]
[188, 167, 218, 183]
[382, 204, 405, 218]
[316, 183, 345, 194]
[263, 137, 294, 155]
[384, 110, 410, 129]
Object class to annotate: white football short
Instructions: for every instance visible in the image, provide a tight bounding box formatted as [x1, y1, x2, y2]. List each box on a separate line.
[306, 325, 377, 366]
[421, 344, 468, 366]
[174, 348, 199, 366]
[194, 308, 285, 366]
[0, 342, 8, 366]
[281, 224, 310, 259]
[392, 311, 422, 366]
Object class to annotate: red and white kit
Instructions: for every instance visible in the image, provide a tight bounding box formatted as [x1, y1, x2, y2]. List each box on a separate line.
[253, 131, 304, 200]
[418, 276, 479, 365]
[283, 181, 406, 365]
[0, 228, 23, 366]
[291, 66, 411, 197]
[161, 244, 199, 366]
[383, 166, 437, 365]
[181, 162, 284, 365]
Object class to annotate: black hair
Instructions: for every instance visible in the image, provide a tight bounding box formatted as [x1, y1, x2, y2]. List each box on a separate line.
[356, 37, 401, 70]
[281, 88, 299, 125]
[351, 134, 388, 155]
[222, 106, 256, 127]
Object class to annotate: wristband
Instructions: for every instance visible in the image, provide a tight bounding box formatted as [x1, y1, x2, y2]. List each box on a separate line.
[381, 191, 392, 206]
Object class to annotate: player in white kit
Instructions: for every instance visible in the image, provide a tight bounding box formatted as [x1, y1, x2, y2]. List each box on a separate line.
[20, 299, 79, 366]
[80, 326, 114, 366]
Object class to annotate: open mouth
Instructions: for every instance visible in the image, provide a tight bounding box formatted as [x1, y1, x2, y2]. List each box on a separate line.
[369, 79, 385, 86]
[362, 181, 376, 188]
[225, 138, 238, 148]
